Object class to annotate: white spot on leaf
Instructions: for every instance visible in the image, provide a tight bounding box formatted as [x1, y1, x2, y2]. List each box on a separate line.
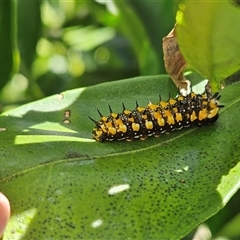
[91, 219, 103, 228]
[108, 184, 130, 195]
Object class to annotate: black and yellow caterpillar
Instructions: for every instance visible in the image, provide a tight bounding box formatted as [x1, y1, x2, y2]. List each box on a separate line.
[89, 88, 222, 142]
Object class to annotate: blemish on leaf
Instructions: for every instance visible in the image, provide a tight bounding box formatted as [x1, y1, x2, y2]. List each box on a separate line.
[58, 93, 64, 100]
[65, 152, 81, 158]
[64, 110, 71, 118]
[91, 219, 103, 228]
[108, 184, 130, 195]
[63, 109, 71, 124]
[63, 119, 71, 124]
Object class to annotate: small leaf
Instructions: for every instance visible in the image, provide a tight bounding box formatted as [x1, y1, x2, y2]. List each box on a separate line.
[176, 1, 240, 91]
[0, 74, 240, 239]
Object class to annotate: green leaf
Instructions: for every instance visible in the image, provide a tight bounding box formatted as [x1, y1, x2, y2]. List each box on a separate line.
[63, 26, 116, 52]
[129, 1, 179, 73]
[206, 189, 240, 236]
[0, 74, 240, 239]
[0, 0, 19, 90]
[176, 1, 240, 91]
[17, 0, 42, 71]
[113, 0, 160, 75]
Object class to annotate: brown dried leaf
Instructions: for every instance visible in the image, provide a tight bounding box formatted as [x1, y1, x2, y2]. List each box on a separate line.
[162, 24, 188, 91]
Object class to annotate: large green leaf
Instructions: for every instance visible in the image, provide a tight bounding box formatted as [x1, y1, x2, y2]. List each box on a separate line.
[0, 74, 240, 239]
[176, 1, 240, 91]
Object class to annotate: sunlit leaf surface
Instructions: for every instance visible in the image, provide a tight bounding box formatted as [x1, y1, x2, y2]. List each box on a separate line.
[176, 1, 240, 91]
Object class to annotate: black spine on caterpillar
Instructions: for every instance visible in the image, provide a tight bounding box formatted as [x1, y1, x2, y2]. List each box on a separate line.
[89, 87, 223, 142]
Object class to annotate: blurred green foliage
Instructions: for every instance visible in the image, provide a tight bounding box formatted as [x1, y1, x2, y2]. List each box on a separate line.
[0, 0, 178, 112]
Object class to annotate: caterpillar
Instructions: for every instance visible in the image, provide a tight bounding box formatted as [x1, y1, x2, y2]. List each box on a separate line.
[89, 87, 222, 142]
